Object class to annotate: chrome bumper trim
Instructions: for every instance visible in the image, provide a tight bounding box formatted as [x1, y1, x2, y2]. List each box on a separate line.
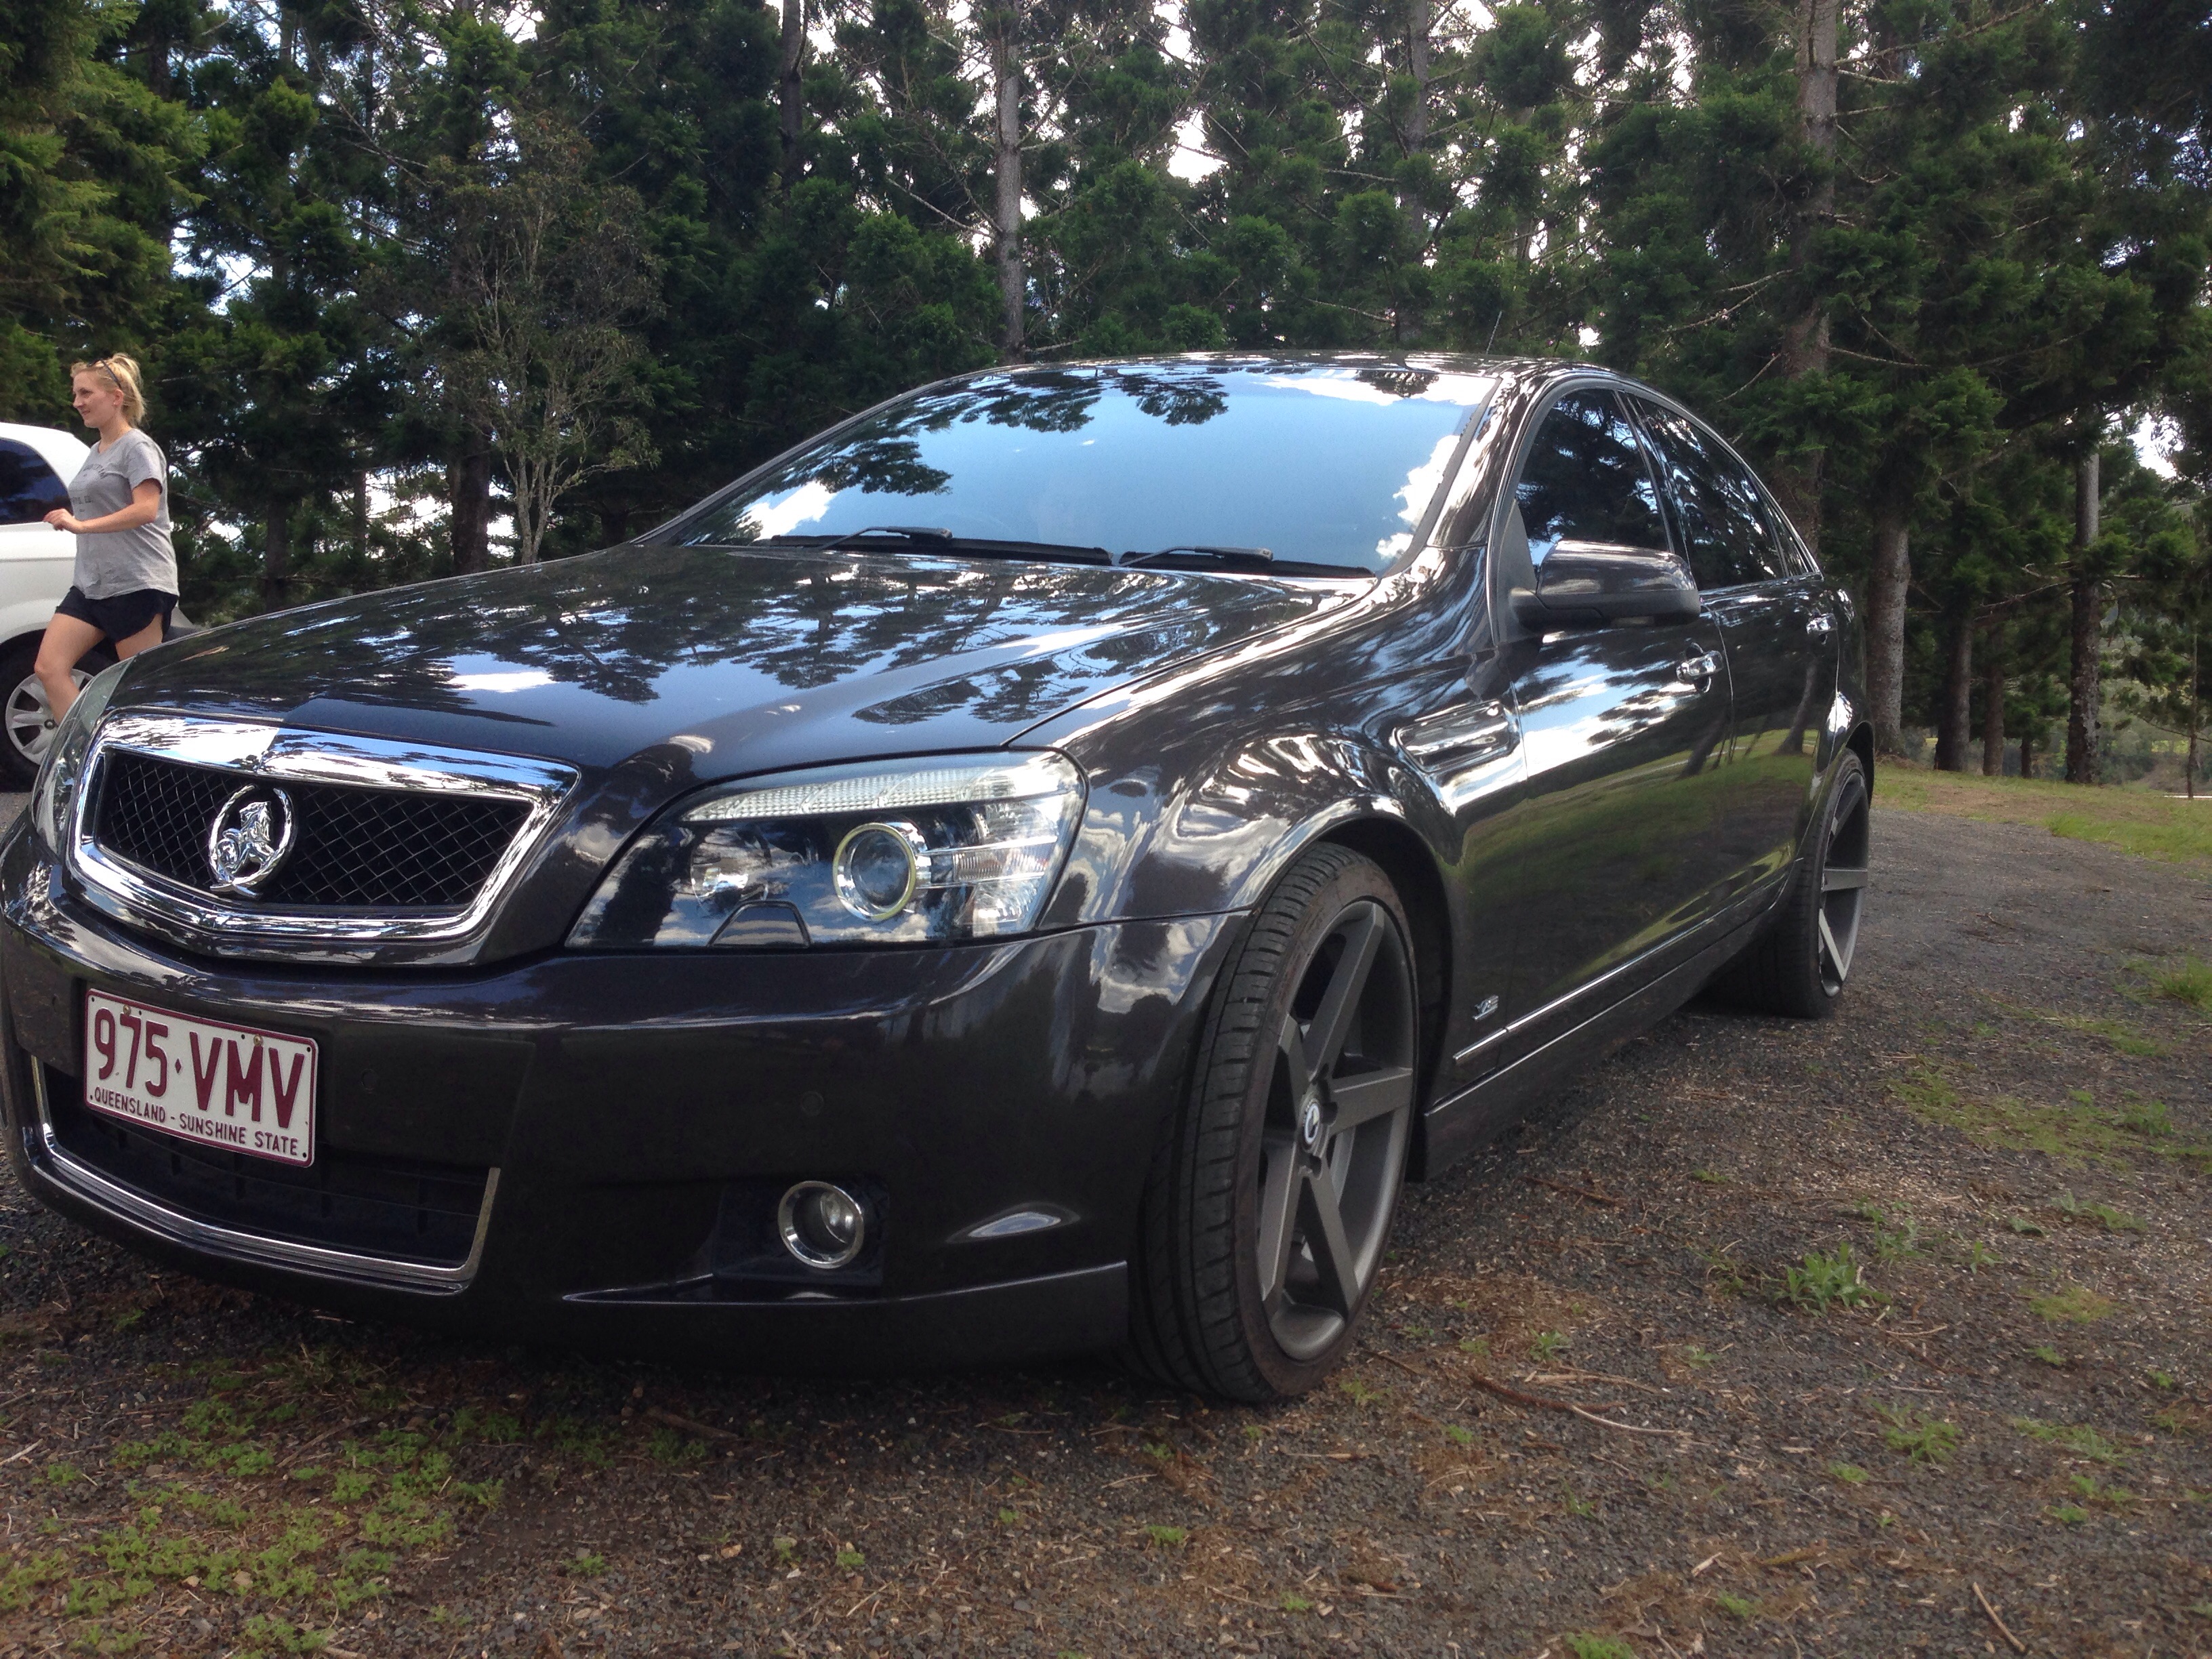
[66, 712, 575, 960]
[28, 1061, 497, 1294]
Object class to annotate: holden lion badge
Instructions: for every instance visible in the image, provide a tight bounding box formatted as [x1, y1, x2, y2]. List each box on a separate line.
[206, 784, 298, 896]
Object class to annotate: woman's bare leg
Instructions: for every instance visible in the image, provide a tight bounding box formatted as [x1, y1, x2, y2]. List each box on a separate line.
[33, 614, 108, 723]
[114, 615, 166, 659]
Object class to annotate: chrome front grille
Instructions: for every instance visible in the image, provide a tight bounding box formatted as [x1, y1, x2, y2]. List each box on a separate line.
[96, 750, 530, 910]
[65, 712, 576, 960]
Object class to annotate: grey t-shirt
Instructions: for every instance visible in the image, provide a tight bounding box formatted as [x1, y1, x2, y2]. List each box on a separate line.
[68, 428, 178, 598]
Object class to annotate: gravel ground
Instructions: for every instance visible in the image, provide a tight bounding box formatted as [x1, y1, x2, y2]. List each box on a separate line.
[1, 804, 2208, 1659]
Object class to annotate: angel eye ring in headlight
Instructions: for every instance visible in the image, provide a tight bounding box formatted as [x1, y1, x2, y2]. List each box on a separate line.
[832, 821, 928, 920]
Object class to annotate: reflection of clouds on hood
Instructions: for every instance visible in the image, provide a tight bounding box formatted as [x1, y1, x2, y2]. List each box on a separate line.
[741, 478, 840, 539]
[1376, 431, 1466, 562]
[447, 662, 553, 693]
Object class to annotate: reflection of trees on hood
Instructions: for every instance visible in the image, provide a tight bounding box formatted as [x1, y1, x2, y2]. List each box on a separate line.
[140, 548, 1315, 714]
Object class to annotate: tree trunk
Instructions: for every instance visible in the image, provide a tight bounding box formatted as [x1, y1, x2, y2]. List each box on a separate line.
[778, 0, 805, 186]
[451, 434, 491, 575]
[1935, 609, 1972, 772]
[1980, 621, 2005, 777]
[991, 13, 1024, 360]
[2065, 447, 2101, 785]
[1405, 0, 1431, 150]
[2019, 724, 2035, 781]
[1395, 0, 1431, 343]
[262, 501, 291, 611]
[2188, 630, 2200, 801]
[352, 472, 370, 561]
[1866, 506, 1910, 755]
[1768, 0, 1841, 556]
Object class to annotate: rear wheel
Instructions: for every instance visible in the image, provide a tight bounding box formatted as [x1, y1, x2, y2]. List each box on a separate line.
[1715, 751, 1869, 1017]
[0, 638, 114, 790]
[1126, 844, 1420, 1401]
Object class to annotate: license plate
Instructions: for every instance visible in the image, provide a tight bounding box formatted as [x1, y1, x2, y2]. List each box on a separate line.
[81, 990, 318, 1168]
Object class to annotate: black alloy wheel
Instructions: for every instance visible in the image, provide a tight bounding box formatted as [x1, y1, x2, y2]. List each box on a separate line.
[1717, 750, 1870, 1018]
[1128, 844, 1420, 1401]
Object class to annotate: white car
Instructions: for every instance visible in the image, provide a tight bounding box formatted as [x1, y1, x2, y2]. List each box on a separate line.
[0, 422, 97, 787]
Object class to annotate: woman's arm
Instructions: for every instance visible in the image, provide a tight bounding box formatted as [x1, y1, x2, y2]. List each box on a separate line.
[45, 480, 162, 536]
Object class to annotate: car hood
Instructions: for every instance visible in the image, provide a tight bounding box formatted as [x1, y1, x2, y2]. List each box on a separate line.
[114, 544, 1348, 780]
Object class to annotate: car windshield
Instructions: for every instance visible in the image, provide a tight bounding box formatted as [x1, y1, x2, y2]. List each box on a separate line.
[675, 361, 1494, 575]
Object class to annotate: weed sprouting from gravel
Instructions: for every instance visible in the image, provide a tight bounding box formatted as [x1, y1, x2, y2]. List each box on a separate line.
[2054, 1191, 2144, 1231]
[1714, 1590, 1759, 1619]
[1879, 1406, 1960, 1465]
[1782, 1245, 1878, 1312]
[565, 1551, 607, 1576]
[2031, 1345, 2068, 1367]
[1828, 1462, 1868, 1485]
[1562, 1635, 1637, 1659]
[1530, 1330, 1568, 1360]
[1145, 1525, 1188, 1549]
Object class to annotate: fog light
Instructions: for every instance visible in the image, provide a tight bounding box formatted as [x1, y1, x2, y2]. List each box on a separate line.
[778, 1181, 867, 1269]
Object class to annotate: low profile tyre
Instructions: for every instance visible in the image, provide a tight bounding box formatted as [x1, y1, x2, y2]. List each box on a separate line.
[0, 640, 114, 790]
[1127, 844, 1420, 1401]
[1715, 751, 1870, 1018]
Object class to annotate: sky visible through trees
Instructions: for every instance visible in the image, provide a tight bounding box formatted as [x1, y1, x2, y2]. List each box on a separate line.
[2, 0, 2208, 781]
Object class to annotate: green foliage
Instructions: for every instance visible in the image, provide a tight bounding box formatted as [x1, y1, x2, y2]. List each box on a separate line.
[1782, 1245, 1879, 1312]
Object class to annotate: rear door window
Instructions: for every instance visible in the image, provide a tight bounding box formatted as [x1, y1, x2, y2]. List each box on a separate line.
[0, 439, 70, 527]
[1631, 402, 1788, 589]
[1513, 390, 1671, 565]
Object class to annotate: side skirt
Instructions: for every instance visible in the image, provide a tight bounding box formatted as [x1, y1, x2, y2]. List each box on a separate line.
[1410, 909, 1765, 1181]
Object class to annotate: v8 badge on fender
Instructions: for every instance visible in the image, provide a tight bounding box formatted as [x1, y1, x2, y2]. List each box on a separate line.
[81, 989, 318, 1167]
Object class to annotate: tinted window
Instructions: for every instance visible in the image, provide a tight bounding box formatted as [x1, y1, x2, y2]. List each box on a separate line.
[678, 363, 1493, 574]
[0, 439, 69, 527]
[1513, 391, 1668, 563]
[1632, 402, 1786, 588]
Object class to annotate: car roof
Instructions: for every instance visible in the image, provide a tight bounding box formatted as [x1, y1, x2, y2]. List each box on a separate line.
[962, 352, 1606, 407]
[0, 422, 90, 476]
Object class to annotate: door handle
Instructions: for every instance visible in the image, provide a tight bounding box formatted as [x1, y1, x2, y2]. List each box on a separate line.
[1396, 699, 1519, 772]
[1676, 650, 1722, 689]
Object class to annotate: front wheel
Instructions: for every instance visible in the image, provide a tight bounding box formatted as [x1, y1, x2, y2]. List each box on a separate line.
[1126, 844, 1420, 1401]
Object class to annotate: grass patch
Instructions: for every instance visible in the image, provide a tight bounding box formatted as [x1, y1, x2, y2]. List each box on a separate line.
[2030, 1284, 2114, 1323]
[2137, 955, 2212, 1014]
[1562, 1637, 1637, 1659]
[1889, 1066, 2211, 1170]
[1879, 1406, 1960, 1465]
[1145, 1525, 1188, 1549]
[1828, 1462, 1868, 1486]
[1875, 764, 2212, 873]
[2012, 1418, 2127, 1463]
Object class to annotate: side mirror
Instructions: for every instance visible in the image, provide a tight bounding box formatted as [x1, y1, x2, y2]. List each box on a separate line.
[1509, 538, 1700, 629]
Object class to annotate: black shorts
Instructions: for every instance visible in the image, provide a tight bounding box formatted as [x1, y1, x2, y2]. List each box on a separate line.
[56, 586, 176, 644]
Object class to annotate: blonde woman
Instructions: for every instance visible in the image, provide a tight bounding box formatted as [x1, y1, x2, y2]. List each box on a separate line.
[37, 354, 179, 722]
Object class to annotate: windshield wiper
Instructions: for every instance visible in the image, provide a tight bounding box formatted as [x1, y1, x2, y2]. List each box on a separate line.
[1118, 544, 1274, 568]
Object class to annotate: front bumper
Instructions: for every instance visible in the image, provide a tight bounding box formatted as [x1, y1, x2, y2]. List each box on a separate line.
[0, 825, 1240, 1369]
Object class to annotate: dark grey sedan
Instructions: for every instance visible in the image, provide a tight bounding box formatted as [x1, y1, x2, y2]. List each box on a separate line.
[1, 355, 1870, 1400]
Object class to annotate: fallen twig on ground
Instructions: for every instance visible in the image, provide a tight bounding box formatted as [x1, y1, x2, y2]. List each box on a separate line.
[1973, 1582, 2028, 1654]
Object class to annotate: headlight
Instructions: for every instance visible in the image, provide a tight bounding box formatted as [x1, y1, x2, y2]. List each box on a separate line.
[31, 660, 128, 855]
[568, 751, 1086, 949]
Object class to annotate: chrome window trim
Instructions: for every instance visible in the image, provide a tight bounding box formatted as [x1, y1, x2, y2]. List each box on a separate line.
[66, 712, 576, 956]
[28, 1061, 495, 1294]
